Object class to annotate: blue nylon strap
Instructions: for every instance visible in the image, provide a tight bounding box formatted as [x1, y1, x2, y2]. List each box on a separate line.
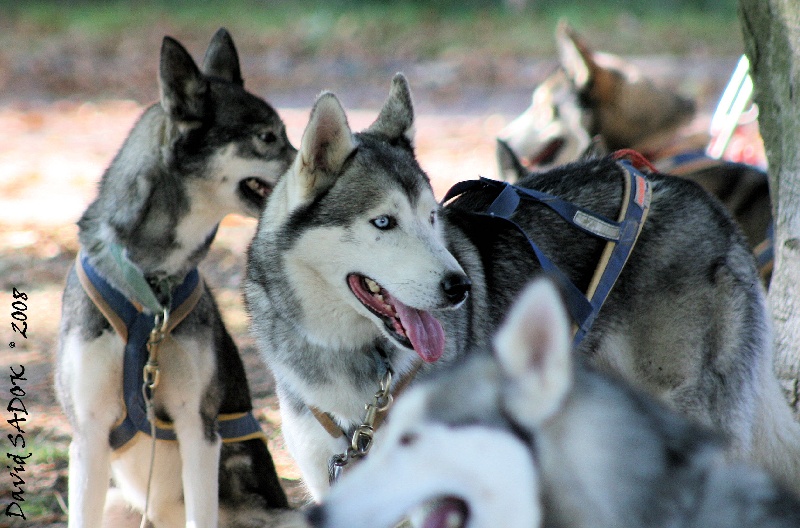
[659, 149, 712, 168]
[442, 178, 599, 334]
[80, 253, 141, 330]
[78, 255, 264, 449]
[441, 160, 650, 349]
[572, 162, 650, 345]
[218, 412, 264, 440]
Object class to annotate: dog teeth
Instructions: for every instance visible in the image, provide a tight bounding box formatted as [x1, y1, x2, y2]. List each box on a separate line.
[365, 278, 381, 294]
[246, 178, 266, 197]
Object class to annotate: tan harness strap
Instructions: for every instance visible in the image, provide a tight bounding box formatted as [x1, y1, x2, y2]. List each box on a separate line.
[310, 360, 423, 439]
[75, 253, 205, 341]
[75, 255, 131, 340]
[585, 163, 651, 301]
[310, 407, 346, 438]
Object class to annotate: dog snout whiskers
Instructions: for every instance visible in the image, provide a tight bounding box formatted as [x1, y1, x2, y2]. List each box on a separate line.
[441, 273, 471, 305]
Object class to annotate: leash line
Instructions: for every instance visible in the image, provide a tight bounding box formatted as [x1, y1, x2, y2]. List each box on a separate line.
[139, 308, 169, 528]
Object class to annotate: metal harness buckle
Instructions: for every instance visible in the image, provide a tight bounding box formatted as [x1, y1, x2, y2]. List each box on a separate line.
[142, 307, 170, 392]
[328, 368, 393, 484]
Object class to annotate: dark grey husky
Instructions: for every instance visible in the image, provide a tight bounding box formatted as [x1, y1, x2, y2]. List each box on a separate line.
[244, 73, 800, 501]
[310, 279, 800, 528]
[55, 29, 303, 528]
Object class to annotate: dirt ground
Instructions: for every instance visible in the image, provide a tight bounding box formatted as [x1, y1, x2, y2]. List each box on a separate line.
[0, 23, 745, 526]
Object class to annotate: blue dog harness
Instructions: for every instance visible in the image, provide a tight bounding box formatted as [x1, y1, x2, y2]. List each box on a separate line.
[75, 252, 266, 450]
[442, 156, 652, 348]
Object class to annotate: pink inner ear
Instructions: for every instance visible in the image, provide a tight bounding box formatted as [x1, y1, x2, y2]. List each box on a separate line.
[512, 280, 570, 374]
[301, 93, 354, 177]
[524, 322, 552, 371]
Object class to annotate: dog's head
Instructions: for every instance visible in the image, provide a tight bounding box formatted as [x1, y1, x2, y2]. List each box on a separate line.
[308, 371, 541, 527]
[157, 29, 296, 219]
[79, 29, 296, 278]
[305, 281, 574, 528]
[255, 74, 470, 362]
[498, 21, 695, 176]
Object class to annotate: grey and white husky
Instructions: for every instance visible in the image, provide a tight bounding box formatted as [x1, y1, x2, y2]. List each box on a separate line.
[56, 29, 302, 528]
[309, 279, 800, 528]
[244, 73, 800, 500]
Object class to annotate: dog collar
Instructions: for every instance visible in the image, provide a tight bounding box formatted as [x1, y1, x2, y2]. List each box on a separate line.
[441, 153, 651, 349]
[310, 349, 422, 440]
[75, 252, 267, 449]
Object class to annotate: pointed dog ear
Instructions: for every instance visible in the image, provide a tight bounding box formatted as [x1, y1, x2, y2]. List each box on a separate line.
[556, 21, 620, 104]
[496, 139, 529, 182]
[494, 278, 573, 426]
[556, 21, 596, 92]
[159, 36, 208, 125]
[367, 73, 416, 145]
[202, 28, 244, 86]
[294, 92, 357, 200]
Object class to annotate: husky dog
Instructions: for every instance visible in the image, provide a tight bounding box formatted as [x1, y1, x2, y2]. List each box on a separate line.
[56, 30, 302, 528]
[309, 279, 800, 528]
[244, 73, 800, 500]
[498, 22, 771, 252]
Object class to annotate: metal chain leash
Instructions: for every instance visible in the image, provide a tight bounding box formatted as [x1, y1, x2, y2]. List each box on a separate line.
[328, 368, 393, 484]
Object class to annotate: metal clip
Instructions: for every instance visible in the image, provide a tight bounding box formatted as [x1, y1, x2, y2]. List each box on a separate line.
[327, 366, 396, 484]
[142, 362, 160, 391]
[142, 308, 170, 393]
[350, 424, 375, 455]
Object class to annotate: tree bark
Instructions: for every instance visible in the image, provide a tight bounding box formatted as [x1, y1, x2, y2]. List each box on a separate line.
[739, 1, 800, 409]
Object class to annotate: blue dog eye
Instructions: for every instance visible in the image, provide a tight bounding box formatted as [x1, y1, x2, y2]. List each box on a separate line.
[371, 215, 396, 230]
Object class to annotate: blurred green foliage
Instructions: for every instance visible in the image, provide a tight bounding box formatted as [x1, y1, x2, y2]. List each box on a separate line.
[0, 0, 743, 57]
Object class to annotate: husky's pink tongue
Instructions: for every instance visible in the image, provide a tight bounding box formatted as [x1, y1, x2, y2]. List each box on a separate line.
[423, 498, 468, 528]
[390, 295, 445, 363]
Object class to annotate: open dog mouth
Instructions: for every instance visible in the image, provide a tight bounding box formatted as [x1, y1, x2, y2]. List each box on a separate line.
[347, 273, 445, 363]
[422, 497, 470, 528]
[239, 177, 273, 209]
[527, 138, 565, 167]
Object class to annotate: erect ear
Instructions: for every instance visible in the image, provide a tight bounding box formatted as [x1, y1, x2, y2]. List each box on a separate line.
[556, 21, 597, 92]
[295, 92, 357, 200]
[202, 27, 244, 86]
[367, 73, 416, 145]
[496, 139, 529, 182]
[556, 21, 618, 104]
[160, 36, 208, 124]
[578, 135, 609, 161]
[494, 278, 573, 426]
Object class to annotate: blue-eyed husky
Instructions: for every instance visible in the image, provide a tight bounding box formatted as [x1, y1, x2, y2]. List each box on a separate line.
[56, 29, 303, 528]
[244, 73, 800, 501]
[309, 279, 800, 528]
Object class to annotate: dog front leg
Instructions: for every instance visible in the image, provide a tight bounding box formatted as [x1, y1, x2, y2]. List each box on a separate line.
[68, 429, 112, 528]
[173, 414, 221, 528]
[280, 403, 345, 501]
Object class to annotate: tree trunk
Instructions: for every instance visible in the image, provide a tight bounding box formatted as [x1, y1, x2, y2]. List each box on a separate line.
[739, 1, 800, 410]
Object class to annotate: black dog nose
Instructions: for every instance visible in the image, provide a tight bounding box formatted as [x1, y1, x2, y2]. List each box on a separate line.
[305, 504, 326, 527]
[441, 273, 471, 305]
